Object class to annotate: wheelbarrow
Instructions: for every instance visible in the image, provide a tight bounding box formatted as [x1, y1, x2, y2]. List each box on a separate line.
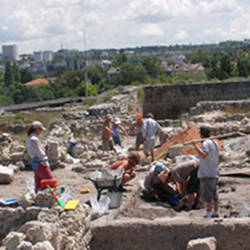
[84, 169, 124, 200]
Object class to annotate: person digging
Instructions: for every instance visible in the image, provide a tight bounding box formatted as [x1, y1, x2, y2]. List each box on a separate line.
[158, 159, 200, 210]
[142, 162, 177, 205]
[109, 152, 140, 191]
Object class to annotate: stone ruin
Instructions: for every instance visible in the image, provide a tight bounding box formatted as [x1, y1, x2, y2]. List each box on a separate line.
[0, 85, 250, 249]
[0, 190, 91, 250]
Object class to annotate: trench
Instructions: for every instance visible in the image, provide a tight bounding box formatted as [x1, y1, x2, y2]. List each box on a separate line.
[90, 176, 250, 250]
[90, 218, 250, 250]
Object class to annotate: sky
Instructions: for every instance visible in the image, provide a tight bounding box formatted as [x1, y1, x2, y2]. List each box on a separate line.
[0, 0, 250, 54]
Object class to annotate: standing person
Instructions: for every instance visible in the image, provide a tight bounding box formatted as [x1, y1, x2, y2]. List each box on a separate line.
[109, 152, 140, 187]
[192, 126, 220, 218]
[112, 117, 128, 147]
[143, 113, 162, 162]
[27, 121, 53, 193]
[131, 113, 144, 151]
[101, 114, 114, 151]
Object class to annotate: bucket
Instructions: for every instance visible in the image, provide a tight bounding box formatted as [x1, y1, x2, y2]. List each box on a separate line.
[107, 191, 122, 209]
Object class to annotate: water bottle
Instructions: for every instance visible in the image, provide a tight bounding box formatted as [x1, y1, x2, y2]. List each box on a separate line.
[59, 188, 72, 204]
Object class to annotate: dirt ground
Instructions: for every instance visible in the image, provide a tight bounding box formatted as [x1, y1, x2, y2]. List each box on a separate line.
[1, 133, 250, 223]
[117, 176, 250, 220]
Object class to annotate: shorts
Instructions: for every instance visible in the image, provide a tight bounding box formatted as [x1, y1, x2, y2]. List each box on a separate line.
[143, 139, 155, 154]
[113, 135, 121, 146]
[136, 132, 144, 145]
[102, 139, 114, 151]
[187, 168, 200, 194]
[200, 177, 218, 203]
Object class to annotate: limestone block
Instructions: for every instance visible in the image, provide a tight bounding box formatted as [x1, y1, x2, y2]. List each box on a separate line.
[47, 141, 59, 163]
[70, 144, 85, 158]
[33, 241, 54, 250]
[10, 124, 26, 133]
[38, 208, 59, 223]
[168, 145, 184, 158]
[25, 207, 43, 221]
[10, 152, 24, 163]
[19, 221, 59, 245]
[34, 190, 55, 208]
[0, 150, 10, 165]
[0, 207, 25, 220]
[15, 161, 26, 171]
[0, 165, 14, 184]
[16, 241, 33, 250]
[186, 236, 216, 250]
[7, 164, 19, 173]
[2, 232, 26, 250]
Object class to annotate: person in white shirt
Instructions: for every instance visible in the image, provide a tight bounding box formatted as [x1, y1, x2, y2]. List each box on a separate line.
[27, 121, 53, 193]
[192, 126, 220, 218]
[143, 113, 162, 161]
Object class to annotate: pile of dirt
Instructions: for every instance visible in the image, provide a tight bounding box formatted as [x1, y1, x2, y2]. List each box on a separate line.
[155, 125, 223, 159]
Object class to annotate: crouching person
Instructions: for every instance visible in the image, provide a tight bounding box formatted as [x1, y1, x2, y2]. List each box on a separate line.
[109, 152, 140, 188]
[159, 159, 200, 210]
[142, 162, 177, 205]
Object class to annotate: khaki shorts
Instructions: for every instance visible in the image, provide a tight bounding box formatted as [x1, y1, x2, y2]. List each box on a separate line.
[200, 177, 218, 203]
[143, 139, 155, 154]
[102, 139, 114, 151]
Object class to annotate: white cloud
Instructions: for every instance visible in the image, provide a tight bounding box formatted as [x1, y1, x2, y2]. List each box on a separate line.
[0, 0, 249, 53]
[175, 30, 188, 41]
[141, 23, 164, 37]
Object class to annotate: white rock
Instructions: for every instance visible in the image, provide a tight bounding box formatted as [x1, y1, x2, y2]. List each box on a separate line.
[0, 165, 14, 184]
[33, 241, 54, 250]
[186, 236, 216, 250]
[2, 232, 26, 250]
[16, 241, 33, 250]
[71, 144, 85, 158]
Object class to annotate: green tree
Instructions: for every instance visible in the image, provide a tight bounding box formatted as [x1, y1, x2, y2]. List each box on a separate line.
[142, 56, 163, 77]
[112, 50, 128, 67]
[220, 53, 232, 77]
[20, 69, 33, 83]
[0, 95, 13, 105]
[76, 81, 98, 96]
[4, 61, 14, 88]
[133, 63, 147, 82]
[12, 63, 21, 82]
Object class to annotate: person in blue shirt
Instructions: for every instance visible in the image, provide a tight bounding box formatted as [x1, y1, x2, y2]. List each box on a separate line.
[112, 117, 128, 147]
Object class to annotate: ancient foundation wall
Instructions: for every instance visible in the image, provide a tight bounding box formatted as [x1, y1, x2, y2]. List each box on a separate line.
[143, 81, 250, 119]
[91, 218, 250, 250]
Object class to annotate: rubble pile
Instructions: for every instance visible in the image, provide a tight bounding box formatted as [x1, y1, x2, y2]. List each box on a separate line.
[1, 190, 91, 250]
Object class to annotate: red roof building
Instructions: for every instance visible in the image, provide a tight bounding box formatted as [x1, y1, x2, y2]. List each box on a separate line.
[24, 78, 49, 87]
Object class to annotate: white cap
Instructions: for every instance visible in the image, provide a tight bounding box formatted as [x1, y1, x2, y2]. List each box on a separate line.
[114, 117, 121, 125]
[32, 121, 46, 130]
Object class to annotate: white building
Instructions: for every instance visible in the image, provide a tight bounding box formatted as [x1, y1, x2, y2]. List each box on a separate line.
[43, 51, 53, 63]
[2, 45, 18, 60]
[33, 51, 43, 63]
[33, 51, 53, 63]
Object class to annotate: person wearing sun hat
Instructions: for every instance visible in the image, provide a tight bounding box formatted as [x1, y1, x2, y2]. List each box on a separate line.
[27, 121, 53, 193]
[142, 161, 176, 202]
[111, 117, 128, 147]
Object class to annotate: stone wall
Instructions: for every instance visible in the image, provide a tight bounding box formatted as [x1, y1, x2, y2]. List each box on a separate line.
[143, 81, 250, 119]
[0, 191, 91, 250]
[91, 218, 250, 250]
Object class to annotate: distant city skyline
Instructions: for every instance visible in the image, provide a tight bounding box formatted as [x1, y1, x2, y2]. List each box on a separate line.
[0, 0, 250, 54]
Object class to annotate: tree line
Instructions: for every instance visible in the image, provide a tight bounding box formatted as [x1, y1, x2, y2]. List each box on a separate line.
[0, 48, 249, 106]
